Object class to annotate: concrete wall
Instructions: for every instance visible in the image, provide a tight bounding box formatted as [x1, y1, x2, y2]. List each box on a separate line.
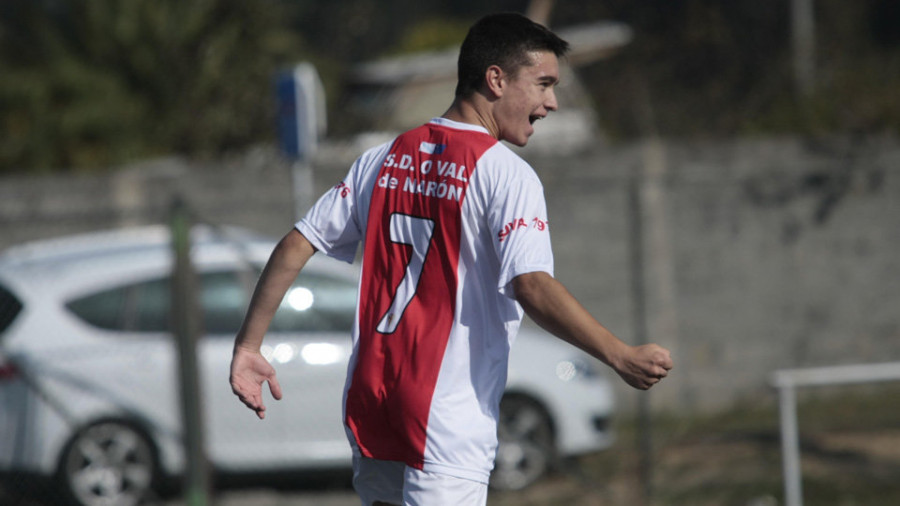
[2, 135, 898, 414]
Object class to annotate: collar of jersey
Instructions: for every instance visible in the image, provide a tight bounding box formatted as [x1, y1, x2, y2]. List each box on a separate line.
[429, 117, 491, 136]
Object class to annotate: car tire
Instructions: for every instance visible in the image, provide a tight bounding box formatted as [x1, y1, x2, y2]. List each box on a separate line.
[491, 394, 556, 491]
[56, 420, 158, 506]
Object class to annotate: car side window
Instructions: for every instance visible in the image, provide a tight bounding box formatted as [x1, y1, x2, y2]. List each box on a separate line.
[131, 278, 170, 332]
[270, 272, 357, 333]
[66, 285, 129, 331]
[65, 269, 356, 335]
[66, 271, 250, 334]
[200, 271, 250, 334]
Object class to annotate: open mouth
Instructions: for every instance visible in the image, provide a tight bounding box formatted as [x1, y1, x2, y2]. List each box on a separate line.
[529, 115, 541, 125]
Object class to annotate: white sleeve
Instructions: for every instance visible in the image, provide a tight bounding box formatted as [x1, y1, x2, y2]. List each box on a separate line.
[490, 175, 554, 298]
[295, 142, 390, 263]
[295, 180, 360, 263]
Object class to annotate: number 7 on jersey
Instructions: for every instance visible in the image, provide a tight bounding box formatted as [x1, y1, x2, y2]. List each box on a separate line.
[377, 213, 436, 334]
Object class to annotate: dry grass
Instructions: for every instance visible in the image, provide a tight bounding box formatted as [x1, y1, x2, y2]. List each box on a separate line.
[492, 384, 900, 506]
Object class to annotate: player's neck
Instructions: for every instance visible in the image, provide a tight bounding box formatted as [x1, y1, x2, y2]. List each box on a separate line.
[442, 95, 499, 139]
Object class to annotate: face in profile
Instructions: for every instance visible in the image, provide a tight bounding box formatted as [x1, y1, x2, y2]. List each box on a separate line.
[492, 50, 560, 147]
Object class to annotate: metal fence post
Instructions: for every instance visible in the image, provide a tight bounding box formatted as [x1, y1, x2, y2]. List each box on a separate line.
[776, 381, 803, 506]
[791, 0, 816, 97]
[772, 362, 900, 506]
[170, 197, 211, 506]
[628, 165, 654, 506]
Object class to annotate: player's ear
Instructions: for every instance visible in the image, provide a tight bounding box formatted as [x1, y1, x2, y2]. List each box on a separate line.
[485, 65, 505, 98]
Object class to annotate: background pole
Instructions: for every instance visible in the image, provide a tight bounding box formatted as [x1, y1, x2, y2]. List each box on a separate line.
[170, 197, 211, 506]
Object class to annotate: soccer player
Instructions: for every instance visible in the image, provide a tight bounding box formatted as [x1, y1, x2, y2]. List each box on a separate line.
[231, 12, 673, 506]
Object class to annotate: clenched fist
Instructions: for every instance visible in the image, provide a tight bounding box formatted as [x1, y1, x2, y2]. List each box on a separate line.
[613, 344, 673, 390]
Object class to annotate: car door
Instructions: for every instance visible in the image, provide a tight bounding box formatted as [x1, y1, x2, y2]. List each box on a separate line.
[200, 268, 356, 471]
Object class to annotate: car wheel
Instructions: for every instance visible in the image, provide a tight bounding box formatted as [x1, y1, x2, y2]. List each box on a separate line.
[57, 420, 157, 506]
[491, 395, 555, 491]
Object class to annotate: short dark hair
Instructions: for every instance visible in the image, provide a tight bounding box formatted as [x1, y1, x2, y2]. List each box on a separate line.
[455, 13, 569, 98]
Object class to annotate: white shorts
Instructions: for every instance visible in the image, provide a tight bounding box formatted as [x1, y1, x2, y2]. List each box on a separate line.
[352, 455, 488, 506]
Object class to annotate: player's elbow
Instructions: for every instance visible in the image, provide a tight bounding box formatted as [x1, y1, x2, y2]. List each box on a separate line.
[512, 271, 553, 307]
[273, 229, 317, 267]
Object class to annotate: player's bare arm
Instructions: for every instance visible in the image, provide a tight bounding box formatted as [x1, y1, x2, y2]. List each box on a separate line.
[512, 271, 673, 390]
[230, 229, 317, 419]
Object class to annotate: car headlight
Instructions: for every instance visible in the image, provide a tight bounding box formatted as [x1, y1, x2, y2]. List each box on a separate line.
[555, 356, 599, 382]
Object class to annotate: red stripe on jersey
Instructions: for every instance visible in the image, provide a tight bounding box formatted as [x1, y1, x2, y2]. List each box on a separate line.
[346, 123, 497, 468]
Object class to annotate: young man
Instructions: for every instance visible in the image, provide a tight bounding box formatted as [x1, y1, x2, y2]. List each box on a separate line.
[231, 12, 673, 506]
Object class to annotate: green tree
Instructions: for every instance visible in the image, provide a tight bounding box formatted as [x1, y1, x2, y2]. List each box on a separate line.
[0, 0, 304, 173]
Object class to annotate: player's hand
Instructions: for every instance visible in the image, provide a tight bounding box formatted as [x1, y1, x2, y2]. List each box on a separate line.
[614, 344, 673, 390]
[230, 346, 283, 419]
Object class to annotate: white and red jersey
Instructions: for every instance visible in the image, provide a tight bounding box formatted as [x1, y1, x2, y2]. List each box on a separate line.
[296, 117, 553, 482]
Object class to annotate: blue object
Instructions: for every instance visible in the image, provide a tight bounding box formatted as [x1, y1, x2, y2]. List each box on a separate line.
[276, 64, 322, 160]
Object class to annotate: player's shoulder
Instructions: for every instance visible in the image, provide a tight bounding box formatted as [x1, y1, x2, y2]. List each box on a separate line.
[358, 139, 394, 160]
[350, 138, 394, 173]
[477, 142, 541, 184]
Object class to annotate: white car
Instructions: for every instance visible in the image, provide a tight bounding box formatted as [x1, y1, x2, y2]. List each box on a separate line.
[0, 226, 615, 506]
